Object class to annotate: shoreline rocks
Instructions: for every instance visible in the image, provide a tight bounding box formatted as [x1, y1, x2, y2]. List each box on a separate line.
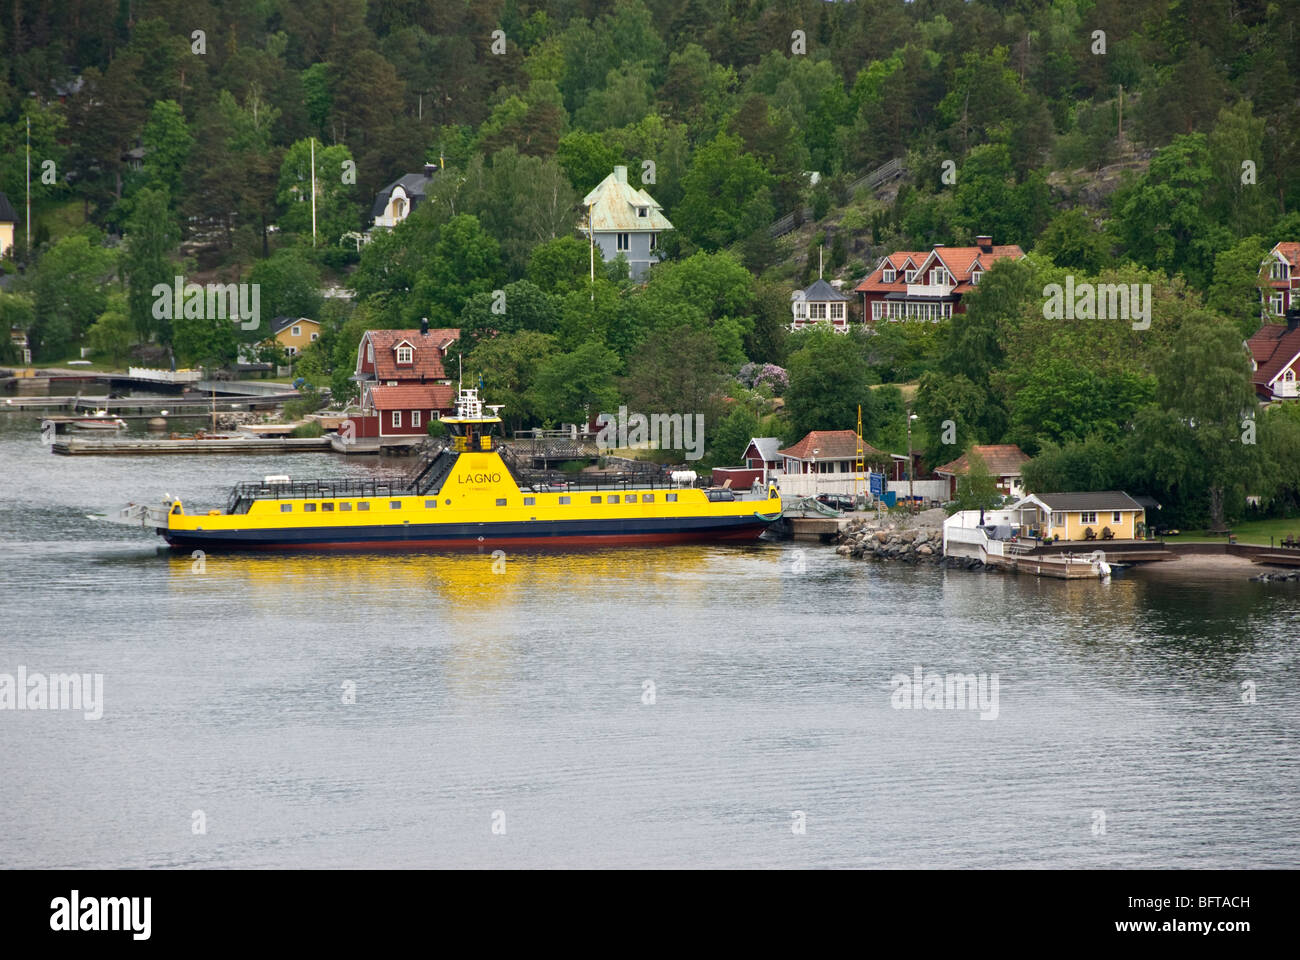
[835, 508, 947, 565]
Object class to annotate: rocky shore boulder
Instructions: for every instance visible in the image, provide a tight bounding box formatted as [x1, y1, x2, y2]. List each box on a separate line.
[835, 507, 948, 564]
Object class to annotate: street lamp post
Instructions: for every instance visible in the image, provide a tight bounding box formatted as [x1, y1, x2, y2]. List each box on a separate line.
[906, 410, 918, 511]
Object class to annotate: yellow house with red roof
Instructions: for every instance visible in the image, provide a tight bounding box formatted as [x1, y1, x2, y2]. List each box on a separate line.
[855, 236, 1025, 322]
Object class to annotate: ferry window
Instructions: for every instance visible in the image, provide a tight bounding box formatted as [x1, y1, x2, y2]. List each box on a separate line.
[625, 495, 637, 503]
[666, 493, 678, 502]
[304, 503, 316, 512]
[340, 503, 352, 512]
[425, 500, 438, 509]
[496, 498, 507, 506]
[642, 494, 654, 502]
[281, 504, 292, 512]
[591, 496, 602, 504]
[358, 502, 370, 511]
[390, 501, 402, 509]
[322, 502, 334, 512]
[608, 495, 619, 503]
[559, 496, 570, 504]
[523, 497, 535, 506]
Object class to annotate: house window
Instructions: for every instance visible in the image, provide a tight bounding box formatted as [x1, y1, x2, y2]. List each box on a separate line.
[1271, 261, 1290, 280]
[285, 346, 297, 356]
[809, 302, 827, 320]
[617, 232, 629, 251]
[1271, 293, 1285, 316]
[559, 496, 571, 504]
[291, 325, 301, 337]
[930, 267, 950, 285]
[391, 411, 402, 428]
[310, 332, 318, 341]
[943, 303, 953, 318]
[649, 233, 657, 251]
[1051, 512, 1064, 526]
[1112, 511, 1122, 523]
[637, 207, 648, 218]
[1080, 511, 1097, 524]
[882, 268, 896, 283]
[830, 302, 845, 321]
[412, 411, 421, 428]
[1285, 370, 1296, 382]
[971, 270, 982, 285]
[393, 197, 406, 219]
[396, 346, 413, 364]
[871, 301, 884, 320]
[904, 269, 917, 282]
[366, 342, 374, 363]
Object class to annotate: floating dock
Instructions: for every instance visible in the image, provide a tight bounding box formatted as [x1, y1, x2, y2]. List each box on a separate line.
[51, 436, 333, 455]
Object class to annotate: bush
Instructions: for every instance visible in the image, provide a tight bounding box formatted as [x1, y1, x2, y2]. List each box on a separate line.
[290, 420, 324, 438]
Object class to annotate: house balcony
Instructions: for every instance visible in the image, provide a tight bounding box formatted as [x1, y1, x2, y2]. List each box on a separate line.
[906, 283, 955, 298]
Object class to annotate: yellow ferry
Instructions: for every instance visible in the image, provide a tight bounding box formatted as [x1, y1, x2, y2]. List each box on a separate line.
[107, 389, 782, 551]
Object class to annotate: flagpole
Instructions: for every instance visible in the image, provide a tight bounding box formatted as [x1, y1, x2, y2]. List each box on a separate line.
[26, 116, 32, 252]
[310, 138, 317, 247]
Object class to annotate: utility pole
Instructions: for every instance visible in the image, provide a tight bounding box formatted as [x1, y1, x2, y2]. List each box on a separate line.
[588, 202, 595, 302]
[906, 408, 916, 511]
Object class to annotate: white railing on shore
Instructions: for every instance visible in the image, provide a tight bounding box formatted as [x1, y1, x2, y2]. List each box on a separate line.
[128, 367, 203, 384]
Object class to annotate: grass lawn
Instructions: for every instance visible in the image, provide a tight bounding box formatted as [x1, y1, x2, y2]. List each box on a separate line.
[1163, 516, 1300, 547]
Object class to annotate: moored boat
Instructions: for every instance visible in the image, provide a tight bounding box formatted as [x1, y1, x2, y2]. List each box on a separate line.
[104, 389, 782, 551]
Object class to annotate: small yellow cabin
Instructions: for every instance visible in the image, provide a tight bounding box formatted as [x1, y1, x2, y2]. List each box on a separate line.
[1008, 492, 1148, 542]
[265, 317, 320, 356]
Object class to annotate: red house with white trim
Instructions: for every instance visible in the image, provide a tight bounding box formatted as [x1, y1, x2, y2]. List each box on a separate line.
[1260, 242, 1299, 320]
[1247, 313, 1300, 402]
[347, 322, 460, 440]
[855, 236, 1025, 323]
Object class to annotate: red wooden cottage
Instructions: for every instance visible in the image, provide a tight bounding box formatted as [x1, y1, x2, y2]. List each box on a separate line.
[347, 322, 460, 440]
[1261, 241, 1299, 320]
[1247, 313, 1300, 402]
[855, 236, 1025, 323]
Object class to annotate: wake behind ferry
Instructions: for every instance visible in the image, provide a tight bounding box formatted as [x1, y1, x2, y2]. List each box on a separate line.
[106, 389, 782, 551]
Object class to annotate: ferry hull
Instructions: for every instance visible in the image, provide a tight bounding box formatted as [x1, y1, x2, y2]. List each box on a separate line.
[160, 514, 772, 551]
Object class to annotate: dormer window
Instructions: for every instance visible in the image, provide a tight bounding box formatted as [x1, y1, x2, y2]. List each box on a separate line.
[1271, 261, 1291, 281]
[904, 269, 917, 282]
[637, 207, 648, 218]
[396, 346, 413, 364]
[930, 267, 950, 285]
[882, 268, 896, 283]
[971, 269, 982, 285]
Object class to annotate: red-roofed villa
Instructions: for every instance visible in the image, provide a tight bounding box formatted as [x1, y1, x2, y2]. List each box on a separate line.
[855, 236, 1025, 322]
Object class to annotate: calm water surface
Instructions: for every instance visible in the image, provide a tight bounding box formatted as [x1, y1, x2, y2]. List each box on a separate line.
[0, 411, 1297, 868]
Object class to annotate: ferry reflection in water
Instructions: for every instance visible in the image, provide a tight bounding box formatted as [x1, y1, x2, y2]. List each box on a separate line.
[161, 545, 733, 699]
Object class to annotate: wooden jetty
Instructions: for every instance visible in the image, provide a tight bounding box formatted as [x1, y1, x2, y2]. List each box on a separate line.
[51, 435, 332, 455]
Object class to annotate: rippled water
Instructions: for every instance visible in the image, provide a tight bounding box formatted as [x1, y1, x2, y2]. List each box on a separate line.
[1, 410, 1297, 868]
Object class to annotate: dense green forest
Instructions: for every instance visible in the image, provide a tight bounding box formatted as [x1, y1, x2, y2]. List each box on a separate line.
[1, 0, 1299, 526]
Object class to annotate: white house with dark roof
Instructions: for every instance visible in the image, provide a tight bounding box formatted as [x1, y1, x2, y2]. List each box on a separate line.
[580, 165, 673, 280]
[370, 164, 438, 231]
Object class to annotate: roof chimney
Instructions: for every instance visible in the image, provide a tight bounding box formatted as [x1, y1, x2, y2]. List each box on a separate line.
[423, 162, 436, 178]
[420, 317, 429, 336]
[976, 235, 993, 253]
[932, 243, 944, 249]
[613, 165, 627, 184]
